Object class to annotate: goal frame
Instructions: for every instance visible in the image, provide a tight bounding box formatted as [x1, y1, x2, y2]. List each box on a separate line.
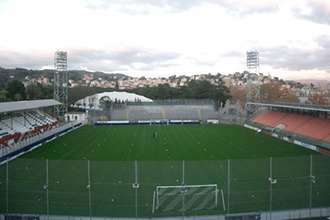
[153, 184, 219, 213]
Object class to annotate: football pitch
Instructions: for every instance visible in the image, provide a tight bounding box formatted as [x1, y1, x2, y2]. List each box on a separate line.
[0, 124, 329, 217]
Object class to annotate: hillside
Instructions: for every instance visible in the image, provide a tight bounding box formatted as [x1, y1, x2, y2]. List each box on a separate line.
[295, 79, 330, 86]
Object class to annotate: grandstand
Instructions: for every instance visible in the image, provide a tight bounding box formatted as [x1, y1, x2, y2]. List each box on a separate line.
[0, 99, 78, 160]
[1, 99, 330, 220]
[91, 99, 220, 123]
[245, 102, 330, 154]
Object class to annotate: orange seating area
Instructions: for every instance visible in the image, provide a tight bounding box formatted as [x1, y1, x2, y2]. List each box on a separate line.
[252, 110, 330, 143]
[252, 111, 289, 127]
[324, 135, 330, 143]
[294, 118, 330, 140]
[276, 114, 313, 132]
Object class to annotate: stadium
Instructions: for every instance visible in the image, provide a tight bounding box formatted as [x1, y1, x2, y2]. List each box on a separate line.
[0, 95, 330, 220]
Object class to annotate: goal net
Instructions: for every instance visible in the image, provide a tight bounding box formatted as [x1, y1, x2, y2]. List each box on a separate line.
[153, 184, 219, 213]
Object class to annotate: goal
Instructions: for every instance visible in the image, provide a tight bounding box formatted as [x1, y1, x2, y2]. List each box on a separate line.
[153, 184, 220, 213]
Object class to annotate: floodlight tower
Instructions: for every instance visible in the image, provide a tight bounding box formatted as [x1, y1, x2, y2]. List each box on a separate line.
[245, 50, 260, 115]
[54, 51, 68, 119]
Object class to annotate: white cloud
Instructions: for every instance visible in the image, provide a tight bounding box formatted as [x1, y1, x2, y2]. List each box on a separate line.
[0, 0, 329, 80]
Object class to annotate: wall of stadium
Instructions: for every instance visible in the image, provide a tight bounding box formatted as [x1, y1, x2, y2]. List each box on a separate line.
[95, 119, 202, 126]
[1, 206, 329, 220]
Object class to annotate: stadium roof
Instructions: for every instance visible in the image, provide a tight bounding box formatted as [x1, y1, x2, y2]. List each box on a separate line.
[0, 99, 62, 114]
[249, 102, 330, 112]
[74, 91, 153, 110]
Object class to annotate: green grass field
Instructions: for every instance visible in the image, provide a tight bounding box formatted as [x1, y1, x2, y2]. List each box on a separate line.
[0, 124, 329, 217]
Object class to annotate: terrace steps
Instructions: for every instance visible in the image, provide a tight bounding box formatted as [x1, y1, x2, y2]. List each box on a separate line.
[126, 106, 131, 120]
[275, 113, 313, 132]
[293, 117, 330, 140]
[162, 106, 166, 119]
[252, 110, 330, 143]
[197, 106, 202, 120]
[0, 110, 58, 148]
[252, 111, 289, 127]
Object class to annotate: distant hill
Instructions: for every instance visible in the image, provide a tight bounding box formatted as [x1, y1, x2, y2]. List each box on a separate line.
[67, 70, 128, 81]
[0, 67, 129, 85]
[294, 79, 330, 86]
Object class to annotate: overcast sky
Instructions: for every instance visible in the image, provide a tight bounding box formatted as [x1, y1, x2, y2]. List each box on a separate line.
[0, 0, 329, 80]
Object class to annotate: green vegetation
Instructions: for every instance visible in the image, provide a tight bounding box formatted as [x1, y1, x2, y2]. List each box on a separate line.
[130, 80, 230, 110]
[0, 124, 329, 217]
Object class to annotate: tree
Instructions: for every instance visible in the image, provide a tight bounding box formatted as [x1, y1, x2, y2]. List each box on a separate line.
[186, 79, 231, 109]
[278, 87, 299, 103]
[212, 80, 231, 110]
[305, 89, 329, 105]
[26, 83, 43, 100]
[261, 82, 281, 103]
[6, 80, 26, 101]
[154, 84, 172, 99]
[261, 82, 299, 103]
[229, 86, 247, 106]
[130, 79, 231, 109]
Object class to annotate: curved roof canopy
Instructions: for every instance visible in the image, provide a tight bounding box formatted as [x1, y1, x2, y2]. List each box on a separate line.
[74, 91, 153, 109]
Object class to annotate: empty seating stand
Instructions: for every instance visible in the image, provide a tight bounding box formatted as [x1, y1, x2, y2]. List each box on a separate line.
[293, 117, 330, 140]
[252, 110, 330, 143]
[274, 113, 313, 132]
[252, 111, 289, 127]
[0, 110, 58, 148]
[109, 104, 219, 121]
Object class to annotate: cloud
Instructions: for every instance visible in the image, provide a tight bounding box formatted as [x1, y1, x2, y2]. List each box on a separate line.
[83, 0, 204, 13]
[292, 0, 330, 25]
[0, 47, 181, 74]
[68, 47, 181, 72]
[0, 0, 329, 81]
[0, 48, 52, 69]
[83, 0, 280, 15]
[217, 0, 279, 15]
[260, 38, 330, 72]
[222, 50, 245, 58]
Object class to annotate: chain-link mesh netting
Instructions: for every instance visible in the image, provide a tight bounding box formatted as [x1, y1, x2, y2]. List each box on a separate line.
[0, 155, 329, 218]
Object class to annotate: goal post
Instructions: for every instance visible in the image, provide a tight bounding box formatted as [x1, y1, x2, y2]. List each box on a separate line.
[149, 119, 169, 125]
[154, 184, 221, 213]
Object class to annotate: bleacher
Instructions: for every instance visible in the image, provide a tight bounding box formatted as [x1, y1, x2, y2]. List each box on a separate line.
[252, 111, 289, 127]
[293, 117, 330, 140]
[279, 114, 313, 131]
[128, 105, 164, 120]
[109, 103, 219, 121]
[200, 105, 221, 120]
[250, 109, 330, 144]
[0, 116, 12, 137]
[163, 105, 200, 120]
[0, 110, 58, 149]
[0, 100, 60, 149]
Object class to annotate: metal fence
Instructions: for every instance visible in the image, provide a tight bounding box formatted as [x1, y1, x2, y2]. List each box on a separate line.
[0, 155, 329, 219]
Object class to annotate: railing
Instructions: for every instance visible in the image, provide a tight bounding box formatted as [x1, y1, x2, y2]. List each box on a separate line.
[1, 207, 330, 220]
[0, 155, 329, 219]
